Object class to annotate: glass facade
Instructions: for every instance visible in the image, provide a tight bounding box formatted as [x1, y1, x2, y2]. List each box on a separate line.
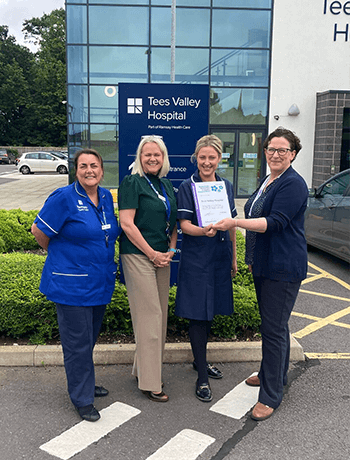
[66, 0, 272, 195]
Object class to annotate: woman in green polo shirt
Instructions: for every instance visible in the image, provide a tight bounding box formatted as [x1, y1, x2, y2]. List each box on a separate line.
[118, 135, 177, 403]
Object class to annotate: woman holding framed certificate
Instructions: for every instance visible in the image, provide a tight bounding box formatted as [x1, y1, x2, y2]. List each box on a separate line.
[214, 128, 308, 421]
[175, 134, 237, 402]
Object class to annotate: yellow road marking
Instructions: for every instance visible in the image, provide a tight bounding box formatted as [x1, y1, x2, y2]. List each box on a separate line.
[293, 305, 350, 338]
[305, 353, 350, 360]
[298, 289, 350, 302]
[292, 311, 350, 329]
[301, 274, 325, 285]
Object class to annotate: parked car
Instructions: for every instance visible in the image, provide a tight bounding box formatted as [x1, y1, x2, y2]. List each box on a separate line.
[305, 169, 350, 263]
[50, 151, 68, 160]
[17, 151, 68, 175]
[0, 149, 10, 164]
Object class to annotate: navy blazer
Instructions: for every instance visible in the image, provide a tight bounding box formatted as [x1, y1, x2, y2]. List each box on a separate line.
[245, 166, 309, 282]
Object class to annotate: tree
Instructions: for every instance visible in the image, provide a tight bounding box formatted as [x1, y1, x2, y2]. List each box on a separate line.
[0, 26, 34, 145]
[22, 8, 66, 146]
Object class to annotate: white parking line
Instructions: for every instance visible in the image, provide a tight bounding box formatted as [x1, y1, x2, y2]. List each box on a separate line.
[210, 373, 259, 419]
[39, 402, 141, 460]
[146, 429, 215, 460]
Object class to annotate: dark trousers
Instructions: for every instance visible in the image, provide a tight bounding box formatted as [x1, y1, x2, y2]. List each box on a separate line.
[56, 303, 106, 408]
[253, 276, 301, 409]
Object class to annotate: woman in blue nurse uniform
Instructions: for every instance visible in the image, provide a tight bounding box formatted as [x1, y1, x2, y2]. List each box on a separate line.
[31, 149, 120, 422]
[175, 134, 237, 402]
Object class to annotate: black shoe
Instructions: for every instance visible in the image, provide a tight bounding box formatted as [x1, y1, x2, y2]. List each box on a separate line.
[195, 380, 213, 402]
[193, 362, 223, 379]
[75, 404, 100, 422]
[94, 385, 109, 397]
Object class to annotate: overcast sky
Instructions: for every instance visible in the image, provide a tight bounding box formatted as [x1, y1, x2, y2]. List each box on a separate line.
[0, 0, 65, 50]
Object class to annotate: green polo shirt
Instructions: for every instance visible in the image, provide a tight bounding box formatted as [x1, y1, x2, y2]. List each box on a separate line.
[118, 173, 177, 255]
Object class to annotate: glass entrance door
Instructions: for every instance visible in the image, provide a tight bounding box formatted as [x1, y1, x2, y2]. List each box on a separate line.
[211, 129, 265, 197]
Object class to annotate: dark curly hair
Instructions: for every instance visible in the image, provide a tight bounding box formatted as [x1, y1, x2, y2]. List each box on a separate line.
[263, 128, 302, 162]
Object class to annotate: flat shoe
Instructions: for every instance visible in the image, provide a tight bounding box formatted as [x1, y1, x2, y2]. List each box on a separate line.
[142, 390, 169, 402]
[245, 375, 260, 387]
[195, 380, 213, 402]
[193, 362, 223, 379]
[75, 404, 100, 422]
[251, 402, 274, 421]
[94, 385, 109, 397]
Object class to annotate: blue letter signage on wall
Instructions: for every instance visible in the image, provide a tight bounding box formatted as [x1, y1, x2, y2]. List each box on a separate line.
[119, 83, 209, 284]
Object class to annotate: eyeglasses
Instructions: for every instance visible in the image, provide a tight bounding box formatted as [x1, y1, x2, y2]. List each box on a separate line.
[265, 147, 292, 156]
[141, 135, 163, 140]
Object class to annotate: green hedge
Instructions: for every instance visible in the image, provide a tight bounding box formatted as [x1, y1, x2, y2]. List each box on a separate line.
[0, 210, 260, 344]
[0, 209, 40, 253]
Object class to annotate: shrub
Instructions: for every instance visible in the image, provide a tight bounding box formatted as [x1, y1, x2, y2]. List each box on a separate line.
[0, 209, 39, 253]
[0, 230, 260, 344]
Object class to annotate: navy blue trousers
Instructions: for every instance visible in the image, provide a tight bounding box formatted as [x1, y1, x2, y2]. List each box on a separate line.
[253, 277, 301, 409]
[56, 303, 106, 408]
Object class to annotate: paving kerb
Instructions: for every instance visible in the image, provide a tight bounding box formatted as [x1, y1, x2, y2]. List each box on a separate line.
[0, 171, 305, 366]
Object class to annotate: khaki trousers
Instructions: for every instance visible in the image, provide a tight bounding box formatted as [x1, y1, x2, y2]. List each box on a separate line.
[121, 253, 170, 393]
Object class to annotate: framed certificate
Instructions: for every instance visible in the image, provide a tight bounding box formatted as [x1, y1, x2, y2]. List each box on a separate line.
[191, 181, 232, 227]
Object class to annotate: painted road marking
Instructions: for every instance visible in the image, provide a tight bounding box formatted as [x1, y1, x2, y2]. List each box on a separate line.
[146, 429, 215, 460]
[40, 402, 140, 460]
[298, 289, 350, 302]
[305, 353, 350, 359]
[293, 305, 350, 339]
[292, 311, 350, 330]
[210, 373, 259, 419]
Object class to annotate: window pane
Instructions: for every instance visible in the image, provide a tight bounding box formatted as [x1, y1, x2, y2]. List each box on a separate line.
[210, 88, 267, 125]
[151, 48, 171, 83]
[68, 125, 89, 156]
[92, 0, 147, 3]
[67, 0, 87, 4]
[89, 47, 148, 84]
[90, 125, 118, 162]
[67, 46, 87, 84]
[210, 49, 269, 87]
[89, 6, 148, 45]
[67, 86, 88, 123]
[151, 8, 171, 46]
[213, 0, 272, 7]
[90, 86, 118, 124]
[152, 0, 210, 4]
[175, 48, 209, 84]
[177, 8, 210, 46]
[212, 10, 270, 48]
[67, 5, 87, 44]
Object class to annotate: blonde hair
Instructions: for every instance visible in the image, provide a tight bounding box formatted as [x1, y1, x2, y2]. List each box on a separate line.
[131, 135, 170, 178]
[191, 134, 222, 163]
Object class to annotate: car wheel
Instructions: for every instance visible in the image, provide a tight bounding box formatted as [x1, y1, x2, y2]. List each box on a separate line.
[57, 165, 68, 174]
[20, 165, 31, 175]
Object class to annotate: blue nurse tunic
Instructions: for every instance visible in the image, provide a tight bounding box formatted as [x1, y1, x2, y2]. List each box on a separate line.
[175, 170, 237, 321]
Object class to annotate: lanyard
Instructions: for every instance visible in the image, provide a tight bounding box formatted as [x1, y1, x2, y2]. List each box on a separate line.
[248, 176, 270, 217]
[92, 203, 110, 248]
[143, 173, 171, 238]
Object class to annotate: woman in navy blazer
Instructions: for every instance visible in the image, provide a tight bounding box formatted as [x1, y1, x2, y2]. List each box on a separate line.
[215, 128, 308, 421]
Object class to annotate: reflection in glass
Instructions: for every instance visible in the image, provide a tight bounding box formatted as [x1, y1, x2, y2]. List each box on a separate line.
[67, 46, 87, 84]
[151, 48, 171, 83]
[67, 5, 87, 44]
[67, 86, 88, 124]
[90, 86, 118, 124]
[213, 0, 271, 7]
[176, 8, 210, 46]
[151, 7, 171, 46]
[89, 47, 148, 83]
[90, 125, 118, 162]
[237, 132, 262, 195]
[175, 48, 209, 84]
[68, 124, 89, 165]
[152, 0, 210, 5]
[212, 10, 270, 48]
[215, 132, 235, 184]
[89, 6, 148, 45]
[210, 88, 267, 125]
[210, 49, 269, 87]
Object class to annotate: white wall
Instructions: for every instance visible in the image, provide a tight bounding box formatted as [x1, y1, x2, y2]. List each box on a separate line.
[269, 0, 350, 186]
